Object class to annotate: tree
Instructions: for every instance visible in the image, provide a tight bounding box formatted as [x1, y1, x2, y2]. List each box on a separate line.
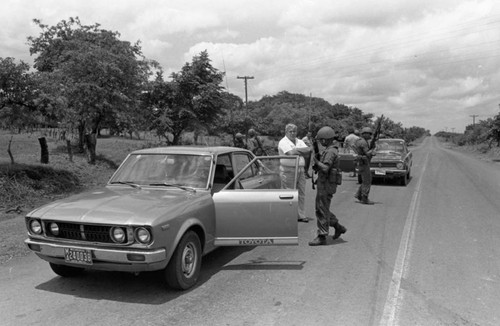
[145, 51, 225, 145]
[487, 114, 500, 147]
[246, 92, 374, 139]
[0, 57, 38, 131]
[27, 17, 153, 163]
[210, 92, 248, 139]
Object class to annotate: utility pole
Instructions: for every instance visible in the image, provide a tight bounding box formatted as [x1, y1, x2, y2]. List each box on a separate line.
[308, 93, 312, 131]
[470, 114, 479, 126]
[237, 76, 254, 107]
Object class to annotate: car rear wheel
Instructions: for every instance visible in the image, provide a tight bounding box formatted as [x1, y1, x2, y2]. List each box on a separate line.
[164, 231, 202, 290]
[49, 263, 85, 277]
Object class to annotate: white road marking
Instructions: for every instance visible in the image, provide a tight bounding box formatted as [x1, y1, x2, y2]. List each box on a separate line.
[379, 152, 430, 326]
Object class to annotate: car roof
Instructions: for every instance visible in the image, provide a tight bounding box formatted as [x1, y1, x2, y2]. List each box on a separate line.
[130, 146, 253, 156]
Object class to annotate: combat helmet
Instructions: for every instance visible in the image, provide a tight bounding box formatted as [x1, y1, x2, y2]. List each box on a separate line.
[235, 133, 244, 138]
[361, 127, 373, 135]
[316, 126, 335, 139]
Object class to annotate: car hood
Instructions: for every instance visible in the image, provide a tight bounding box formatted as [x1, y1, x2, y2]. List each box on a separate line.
[28, 186, 209, 225]
[372, 151, 403, 161]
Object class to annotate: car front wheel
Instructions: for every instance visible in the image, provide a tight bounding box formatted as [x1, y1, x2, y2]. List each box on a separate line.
[164, 231, 202, 290]
[49, 263, 85, 277]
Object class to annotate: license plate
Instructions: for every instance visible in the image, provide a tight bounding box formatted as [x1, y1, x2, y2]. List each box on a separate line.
[375, 170, 386, 176]
[64, 248, 93, 265]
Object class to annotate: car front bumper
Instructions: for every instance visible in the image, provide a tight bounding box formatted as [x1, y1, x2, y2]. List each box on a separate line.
[370, 168, 407, 178]
[25, 238, 168, 272]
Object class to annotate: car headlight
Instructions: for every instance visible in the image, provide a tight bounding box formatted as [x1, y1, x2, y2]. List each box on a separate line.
[111, 227, 126, 243]
[396, 162, 404, 170]
[29, 219, 43, 235]
[49, 222, 60, 236]
[135, 227, 152, 244]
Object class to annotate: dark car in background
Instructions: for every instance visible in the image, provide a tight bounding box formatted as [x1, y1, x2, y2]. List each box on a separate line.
[368, 138, 413, 186]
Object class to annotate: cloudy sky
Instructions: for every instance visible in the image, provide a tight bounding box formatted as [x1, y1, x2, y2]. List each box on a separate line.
[2, 0, 499, 133]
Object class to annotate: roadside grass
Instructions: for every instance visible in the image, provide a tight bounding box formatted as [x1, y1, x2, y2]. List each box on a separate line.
[0, 131, 154, 216]
[0, 162, 81, 208]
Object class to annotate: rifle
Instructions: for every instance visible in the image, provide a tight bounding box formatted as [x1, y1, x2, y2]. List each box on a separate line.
[311, 138, 320, 189]
[369, 115, 384, 150]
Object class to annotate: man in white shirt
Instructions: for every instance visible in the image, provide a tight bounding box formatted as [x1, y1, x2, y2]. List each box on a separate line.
[344, 127, 360, 177]
[278, 124, 311, 223]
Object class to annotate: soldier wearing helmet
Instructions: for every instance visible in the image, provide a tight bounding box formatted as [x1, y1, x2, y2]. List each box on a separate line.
[353, 127, 376, 204]
[309, 126, 347, 246]
[247, 128, 266, 155]
[234, 132, 247, 149]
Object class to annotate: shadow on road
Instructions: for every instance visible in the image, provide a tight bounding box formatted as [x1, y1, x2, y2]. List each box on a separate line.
[33, 246, 257, 304]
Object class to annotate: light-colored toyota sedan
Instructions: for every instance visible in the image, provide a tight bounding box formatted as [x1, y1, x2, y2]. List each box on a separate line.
[25, 146, 299, 290]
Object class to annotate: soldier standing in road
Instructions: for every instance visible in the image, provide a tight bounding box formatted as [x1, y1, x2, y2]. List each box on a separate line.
[309, 126, 347, 246]
[354, 127, 376, 205]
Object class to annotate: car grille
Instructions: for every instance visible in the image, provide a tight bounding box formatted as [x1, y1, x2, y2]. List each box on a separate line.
[373, 162, 397, 168]
[44, 222, 117, 243]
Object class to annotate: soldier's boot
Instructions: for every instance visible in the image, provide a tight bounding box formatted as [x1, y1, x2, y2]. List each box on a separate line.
[354, 191, 361, 201]
[308, 235, 327, 246]
[360, 196, 374, 205]
[332, 223, 347, 240]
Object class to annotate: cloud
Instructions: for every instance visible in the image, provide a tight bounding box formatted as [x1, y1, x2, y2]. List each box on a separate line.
[1, 0, 499, 133]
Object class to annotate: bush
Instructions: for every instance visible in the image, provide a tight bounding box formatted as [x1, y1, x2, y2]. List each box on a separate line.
[0, 163, 81, 209]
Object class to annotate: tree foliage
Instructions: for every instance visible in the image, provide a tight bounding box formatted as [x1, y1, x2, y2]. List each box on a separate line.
[246, 91, 373, 138]
[458, 115, 500, 147]
[241, 91, 429, 143]
[144, 51, 225, 144]
[27, 17, 154, 161]
[0, 57, 38, 130]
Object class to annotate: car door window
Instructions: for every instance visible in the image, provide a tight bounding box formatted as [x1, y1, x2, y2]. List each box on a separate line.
[212, 154, 235, 192]
[229, 156, 296, 190]
[233, 153, 256, 179]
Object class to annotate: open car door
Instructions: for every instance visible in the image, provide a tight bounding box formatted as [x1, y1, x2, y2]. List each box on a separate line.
[213, 156, 299, 246]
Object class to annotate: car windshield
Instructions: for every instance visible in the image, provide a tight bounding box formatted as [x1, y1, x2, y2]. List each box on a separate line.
[109, 153, 212, 188]
[375, 140, 404, 153]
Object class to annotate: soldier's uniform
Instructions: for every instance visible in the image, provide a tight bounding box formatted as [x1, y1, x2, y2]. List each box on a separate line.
[309, 126, 347, 246]
[315, 143, 341, 235]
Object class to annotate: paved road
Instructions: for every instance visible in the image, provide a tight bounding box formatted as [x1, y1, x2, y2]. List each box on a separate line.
[1, 136, 499, 326]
